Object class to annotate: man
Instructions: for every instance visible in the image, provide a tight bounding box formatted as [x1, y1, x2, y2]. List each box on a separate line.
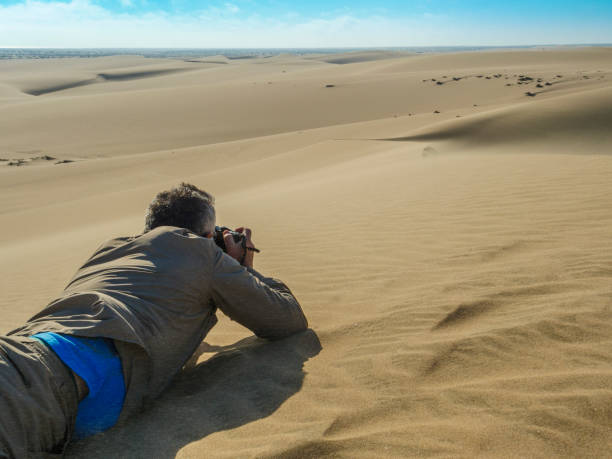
[0, 183, 308, 458]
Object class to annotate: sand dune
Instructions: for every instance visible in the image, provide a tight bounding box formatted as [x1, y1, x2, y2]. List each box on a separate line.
[382, 85, 612, 153]
[1, 48, 611, 458]
[379, 47, 612, 72]
[0, 56, 187, 96]
[25, 67, 198, 96]
[306, 50, 415, 64]
[1, 49, 609, 159]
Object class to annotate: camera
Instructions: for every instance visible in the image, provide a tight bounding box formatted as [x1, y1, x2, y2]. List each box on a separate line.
[213, 226, 246, 252]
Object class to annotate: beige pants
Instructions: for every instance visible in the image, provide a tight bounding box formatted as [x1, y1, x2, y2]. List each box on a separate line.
[0, 335, 78, 458]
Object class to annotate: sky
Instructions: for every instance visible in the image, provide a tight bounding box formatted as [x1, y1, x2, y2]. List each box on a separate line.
[0, 0, 611, 48]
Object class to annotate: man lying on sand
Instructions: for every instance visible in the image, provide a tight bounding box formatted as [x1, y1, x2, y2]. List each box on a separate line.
[0, 183, 308, 457]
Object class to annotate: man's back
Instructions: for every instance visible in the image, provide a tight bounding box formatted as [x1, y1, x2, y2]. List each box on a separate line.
[9, 226, 307, 419]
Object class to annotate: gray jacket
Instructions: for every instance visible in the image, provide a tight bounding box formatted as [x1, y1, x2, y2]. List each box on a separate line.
[9, 226, 308, 422]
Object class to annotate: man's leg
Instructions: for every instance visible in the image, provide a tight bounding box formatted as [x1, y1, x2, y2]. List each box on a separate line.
[0, 335, 79, 458]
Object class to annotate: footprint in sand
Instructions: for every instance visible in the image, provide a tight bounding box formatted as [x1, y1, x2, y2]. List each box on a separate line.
[432, 300, 498, 330]
[422, 146, 438, 157]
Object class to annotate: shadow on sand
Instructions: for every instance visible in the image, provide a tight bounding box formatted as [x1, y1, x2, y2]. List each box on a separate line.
[66, 329, 321, 458]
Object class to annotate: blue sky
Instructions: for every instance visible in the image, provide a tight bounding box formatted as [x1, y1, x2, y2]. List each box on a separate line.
[1, 0, 611, 47]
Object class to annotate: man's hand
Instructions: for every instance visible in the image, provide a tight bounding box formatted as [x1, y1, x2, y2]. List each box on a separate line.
[223, 227, 256, 268]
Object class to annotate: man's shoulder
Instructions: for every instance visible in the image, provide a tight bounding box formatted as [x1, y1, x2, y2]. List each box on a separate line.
[100, 226, 197, 246]
[78, 226, 221, 279]
[100, 226, 219, 256]
[141, 226, 208, 245]
[92, 234, 137, 257]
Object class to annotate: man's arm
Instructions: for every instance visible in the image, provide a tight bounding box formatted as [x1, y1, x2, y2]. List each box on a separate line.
[210, 229, 308, 340]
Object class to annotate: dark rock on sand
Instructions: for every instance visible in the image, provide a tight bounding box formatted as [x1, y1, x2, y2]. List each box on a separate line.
[32, 155, 56, 161]
[422, 146, 438, 157]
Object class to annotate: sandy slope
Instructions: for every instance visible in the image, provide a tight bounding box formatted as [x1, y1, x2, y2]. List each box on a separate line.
[1, 48, 611, 458]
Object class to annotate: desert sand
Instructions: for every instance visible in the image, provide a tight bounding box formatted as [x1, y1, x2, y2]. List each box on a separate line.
[1, 47, 611, 458]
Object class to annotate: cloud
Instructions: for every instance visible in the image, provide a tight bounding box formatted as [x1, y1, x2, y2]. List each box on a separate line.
[0, 0, 399, 47]
[224, 3, 240, 14]
[0, 0, 609, 47]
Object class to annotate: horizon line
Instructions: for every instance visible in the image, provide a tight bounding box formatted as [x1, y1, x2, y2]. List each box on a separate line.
[1, 43, 611, 50]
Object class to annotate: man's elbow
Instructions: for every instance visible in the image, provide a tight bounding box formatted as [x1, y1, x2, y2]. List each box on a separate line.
[289, 314, 309, 336]
[280, 295, 309, 335]
[289, 301, 309, 335]
[256, 315, 309, 341]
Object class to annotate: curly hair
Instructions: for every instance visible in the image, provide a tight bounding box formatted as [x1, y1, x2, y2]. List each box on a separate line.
[144, 183, 215, 235]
